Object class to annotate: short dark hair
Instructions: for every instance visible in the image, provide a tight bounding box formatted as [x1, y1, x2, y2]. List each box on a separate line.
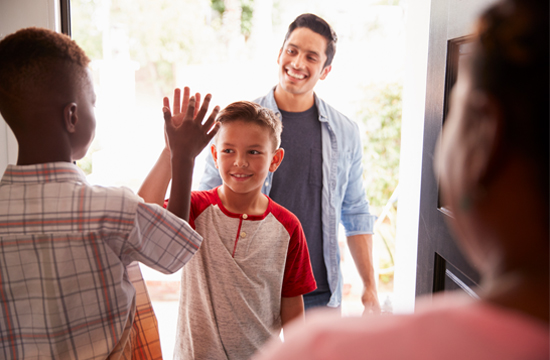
[0, 27, 90, 127]
[215, 101, 283, 150]
[282, 13, 338, 68]
[472, 0, 548, 198]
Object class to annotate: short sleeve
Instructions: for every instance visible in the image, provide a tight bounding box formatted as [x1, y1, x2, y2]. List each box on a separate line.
[123, 202, 203, 274]
[281, 220, 317, 297]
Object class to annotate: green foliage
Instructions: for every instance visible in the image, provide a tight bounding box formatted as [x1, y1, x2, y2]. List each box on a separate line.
[240, 0, 255, 39]
[210, 0, 255, 38]
[211, 0, 226, 14]
[360, 82, 402, 208]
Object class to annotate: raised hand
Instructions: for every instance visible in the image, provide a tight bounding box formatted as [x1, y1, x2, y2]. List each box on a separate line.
[171, 87, 201, 119]
[163, 93, 220, 161]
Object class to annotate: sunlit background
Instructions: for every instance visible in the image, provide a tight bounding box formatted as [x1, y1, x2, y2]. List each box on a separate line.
[70, 0, 405, 357]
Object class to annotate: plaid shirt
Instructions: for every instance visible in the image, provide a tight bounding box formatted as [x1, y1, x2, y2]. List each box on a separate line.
[0, 162, 202, 360]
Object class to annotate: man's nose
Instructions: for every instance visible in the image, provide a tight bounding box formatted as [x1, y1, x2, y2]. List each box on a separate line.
[291, 54, 305, 69]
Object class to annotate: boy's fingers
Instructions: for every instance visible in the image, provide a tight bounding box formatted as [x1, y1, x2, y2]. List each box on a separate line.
[206, 121, 221, 140]
[163, 106, 172, 125]
[185, 96, 196, 119]
[173, 88, 181, 115]
[195, 94, 212, 122]
[163, 97, 170, 111]
[181, 87, 190, 114]
[194, 93, 201, 118]
[202, 105, 220, 130]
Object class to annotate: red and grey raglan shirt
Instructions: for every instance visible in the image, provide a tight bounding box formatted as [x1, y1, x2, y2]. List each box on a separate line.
[0, 162, 202, 360]
[172, 187, 316, 360]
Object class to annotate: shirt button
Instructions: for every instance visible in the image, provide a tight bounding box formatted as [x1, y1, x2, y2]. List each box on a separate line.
[240, 231, 247, 238]
[242, 214, 248, 219]
[265, 181, 269, 186]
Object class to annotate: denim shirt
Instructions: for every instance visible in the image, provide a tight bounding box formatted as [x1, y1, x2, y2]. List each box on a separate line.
[199, 87, 375, 307]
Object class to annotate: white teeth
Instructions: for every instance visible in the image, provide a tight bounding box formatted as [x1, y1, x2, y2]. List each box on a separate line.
[233, 174, 251, 178]
[287, 70, 305, 80]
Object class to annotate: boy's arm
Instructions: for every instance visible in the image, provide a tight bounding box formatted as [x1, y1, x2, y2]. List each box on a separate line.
[138, 147, 171, 206]
[164, 92, 220, 221]
[281, 296, 305, 332]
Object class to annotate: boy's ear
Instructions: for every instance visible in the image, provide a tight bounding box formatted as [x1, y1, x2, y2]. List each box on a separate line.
[269, 148, 285, 172]
[277, 48, 283, 65]
[64, 102, 78, 133]
[320, 65, 332, 80]
[211, 143, 219, 169]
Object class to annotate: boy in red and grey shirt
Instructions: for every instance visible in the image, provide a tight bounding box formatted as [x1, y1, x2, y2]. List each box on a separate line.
[140, 94, 316, 359]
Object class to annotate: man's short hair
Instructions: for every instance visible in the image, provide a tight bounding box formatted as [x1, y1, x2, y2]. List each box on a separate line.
[216, 101, 283, 150]
[0, 27, 90, 125]
[283, 13, 338, 68]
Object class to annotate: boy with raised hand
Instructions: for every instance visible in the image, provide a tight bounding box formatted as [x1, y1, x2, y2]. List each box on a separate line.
[0, 27, 218, 359]
[139, 95, 317, 360]
[200, 13, 380, 314]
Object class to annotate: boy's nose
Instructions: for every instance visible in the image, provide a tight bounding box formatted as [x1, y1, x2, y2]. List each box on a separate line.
[234, 155, 248, 168]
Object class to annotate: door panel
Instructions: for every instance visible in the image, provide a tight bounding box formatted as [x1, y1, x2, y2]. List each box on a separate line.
[415, 0, 498, 301]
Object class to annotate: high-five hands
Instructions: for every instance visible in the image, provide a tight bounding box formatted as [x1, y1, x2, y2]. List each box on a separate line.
[162, 87, 220, 160]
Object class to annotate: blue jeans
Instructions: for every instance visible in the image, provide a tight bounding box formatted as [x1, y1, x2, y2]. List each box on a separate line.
[304, 291, 340, 313]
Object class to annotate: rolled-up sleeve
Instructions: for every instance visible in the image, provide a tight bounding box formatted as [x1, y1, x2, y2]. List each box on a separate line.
[340, 123, 376, 236]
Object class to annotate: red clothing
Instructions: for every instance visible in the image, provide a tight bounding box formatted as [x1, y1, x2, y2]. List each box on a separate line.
[170, 188, 316, 359]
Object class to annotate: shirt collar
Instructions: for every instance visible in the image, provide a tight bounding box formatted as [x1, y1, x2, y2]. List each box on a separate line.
[267, 86, 329, 122]
[1, 162, 89, 185]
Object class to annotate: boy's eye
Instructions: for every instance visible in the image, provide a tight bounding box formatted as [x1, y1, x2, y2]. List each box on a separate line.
[222, 149, 233, 154]
[286, 48, 295, 55]
[249, 150, 260, 155]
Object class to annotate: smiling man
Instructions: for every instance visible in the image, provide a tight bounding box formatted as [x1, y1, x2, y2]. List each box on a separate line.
[200, 13, 380, 314]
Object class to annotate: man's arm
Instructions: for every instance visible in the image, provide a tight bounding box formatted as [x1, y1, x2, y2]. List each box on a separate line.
[347, 233, 381, 314]
[281, 295, 305, 333]
[337, 118, 380, 314]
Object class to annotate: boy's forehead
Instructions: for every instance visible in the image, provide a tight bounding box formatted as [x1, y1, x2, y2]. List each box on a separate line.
[218, 120, 277, 147]
[220, 119, 267, 135]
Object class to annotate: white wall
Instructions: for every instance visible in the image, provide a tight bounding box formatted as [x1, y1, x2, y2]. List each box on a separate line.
[0, 0, 60, 175]
[392, 0, 431, 314]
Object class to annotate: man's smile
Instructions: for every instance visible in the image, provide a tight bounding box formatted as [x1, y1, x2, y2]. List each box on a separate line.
[285, 67, 307, 80]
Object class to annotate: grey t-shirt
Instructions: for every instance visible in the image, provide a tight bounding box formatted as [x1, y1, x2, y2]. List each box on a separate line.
[269, 105, 328, 293]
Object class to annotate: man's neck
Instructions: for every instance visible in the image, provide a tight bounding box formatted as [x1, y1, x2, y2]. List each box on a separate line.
[274, 86, 315, 112]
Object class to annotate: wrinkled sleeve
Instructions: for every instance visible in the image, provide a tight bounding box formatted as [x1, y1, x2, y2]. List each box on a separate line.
[198, 147, 223, 191]
[123, 202, 203, 273]
[340, 122, 376, 236]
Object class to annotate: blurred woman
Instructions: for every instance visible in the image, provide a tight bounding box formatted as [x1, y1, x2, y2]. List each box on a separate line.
[253, 0, 549, 358]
